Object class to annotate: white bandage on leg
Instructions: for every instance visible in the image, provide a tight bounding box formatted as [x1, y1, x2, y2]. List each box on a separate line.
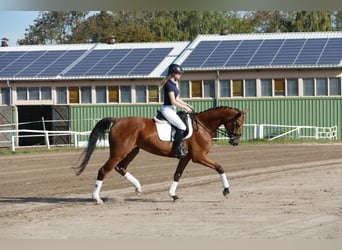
[124, 172, 141, 189]
[168, 181, 178, 197]
[220, 173, 229, 189]
[92, 180, 103, 198]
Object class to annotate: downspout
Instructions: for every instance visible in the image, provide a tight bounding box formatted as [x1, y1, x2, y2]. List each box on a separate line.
[215, 70, 220, 107]
[6, 80, 18, 148]
[6, 80, 12, 105]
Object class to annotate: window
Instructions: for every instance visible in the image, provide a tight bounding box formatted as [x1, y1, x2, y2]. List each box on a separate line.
[56, 87, 67, 104]
[179, 81, 190, 98]
[203, 80, 215, 98]
[148, 86, 159, 102]
[136, 86, 146, 103]
[81, 86, 92, 103]
[274, 79, 285, 96]
[287, 79, 298, 96]
[96, 86, 107, 103]
[261, 79, 272, 96]
[220, 80, 231, 97]
[17, 87, 27, 100]
[29, 87, 39, 100]
[303, 78, 314, 96]
[232, 80, 243, 97]
[108, 86, 118, 103]
[191, 81, 202, 98]
[1, 87, 10, 105]
[245, 79, 256, 97]
[330, 78, 341, 95]
[316, 78, 328, 96]
[120, 86, 131, 103]
[41, 87, 51, 100]
[68, 87, 79, 104]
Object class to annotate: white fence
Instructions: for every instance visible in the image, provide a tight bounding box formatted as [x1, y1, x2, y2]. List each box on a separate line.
[0, 123, 338, 152]
[214, 124, 337, 141]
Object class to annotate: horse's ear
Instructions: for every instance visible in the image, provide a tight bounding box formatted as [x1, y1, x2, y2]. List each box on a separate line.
[242, 109, 249, 114]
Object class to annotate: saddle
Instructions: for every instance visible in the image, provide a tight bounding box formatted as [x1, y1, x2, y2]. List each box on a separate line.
[153, 110, 193, 141]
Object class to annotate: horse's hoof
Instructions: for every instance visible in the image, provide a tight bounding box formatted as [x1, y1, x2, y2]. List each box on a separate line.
[135, 187, 142, 196]
[172, 195, 179, 202]
[93, 196, 104, 205]
[223, 187, 230, 197]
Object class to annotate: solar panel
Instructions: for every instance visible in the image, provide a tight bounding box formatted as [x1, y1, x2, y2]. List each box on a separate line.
[182, 41, 220, 67]
[271, 39, 306, 65]
[294, 39, 327, 65]
[108, 48, 157, 75]
[0, 51, 27, 75]
[201, 40, 240, 67]
[0, 51, 45, 77]
[38, 50, 85, 76]
[318, 38, 342, 64]
[248, 39, 284, 66]
[64, 49, 111, 76]
[129, 48, 172, 75]
[83, 49, 130, 75]
[225, 40, 263, 66]
[16, 51, 65, 77]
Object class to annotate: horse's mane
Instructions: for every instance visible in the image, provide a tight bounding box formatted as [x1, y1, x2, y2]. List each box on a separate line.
[195, 106, 239, 115]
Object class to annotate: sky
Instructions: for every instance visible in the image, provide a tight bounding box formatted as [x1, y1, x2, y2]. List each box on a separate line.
[0, 11, 40, 46]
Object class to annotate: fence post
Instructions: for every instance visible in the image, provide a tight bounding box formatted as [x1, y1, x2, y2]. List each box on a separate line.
[258, 125, 264, 139]
[74, 133, 78, 148]
[45, 131, 50, 149]
[11, 135, 15, 152]
[315, 127, 319, 139]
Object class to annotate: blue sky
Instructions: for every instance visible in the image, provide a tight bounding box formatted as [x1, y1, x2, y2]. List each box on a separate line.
[0, 11, 40, 46]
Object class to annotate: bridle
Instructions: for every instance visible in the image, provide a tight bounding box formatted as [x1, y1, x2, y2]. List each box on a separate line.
[226, 111, 243, 139]
[189, 109, 243, 140]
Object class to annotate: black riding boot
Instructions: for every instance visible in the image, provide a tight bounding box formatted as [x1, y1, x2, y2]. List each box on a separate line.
[172, 129, 186, 159]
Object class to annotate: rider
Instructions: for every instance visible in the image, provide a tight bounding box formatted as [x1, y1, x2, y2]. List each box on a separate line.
[160, 63, 193, 159]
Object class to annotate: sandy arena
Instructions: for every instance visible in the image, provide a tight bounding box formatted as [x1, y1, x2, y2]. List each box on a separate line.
[0, 143, 342, 239]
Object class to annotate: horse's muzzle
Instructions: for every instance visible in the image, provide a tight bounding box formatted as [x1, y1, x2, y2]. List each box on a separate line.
[229, 138, 239, 146]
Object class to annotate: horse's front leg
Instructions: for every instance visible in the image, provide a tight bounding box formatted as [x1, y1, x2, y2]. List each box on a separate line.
[193, 155, 230, 197]
[169, 155, 191, 201]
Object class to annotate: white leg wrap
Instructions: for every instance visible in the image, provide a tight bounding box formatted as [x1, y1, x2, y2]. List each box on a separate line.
[92, 180, 103, 198]
[168, 181, 178, 197]
[220, 173, 229, 189]
[124, 172, 141, 189]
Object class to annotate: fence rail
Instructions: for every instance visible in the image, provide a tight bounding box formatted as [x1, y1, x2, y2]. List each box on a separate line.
[0, 122, 338, 152]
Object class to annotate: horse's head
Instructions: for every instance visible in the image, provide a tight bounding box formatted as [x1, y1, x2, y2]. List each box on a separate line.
[223, 109, 248, 146]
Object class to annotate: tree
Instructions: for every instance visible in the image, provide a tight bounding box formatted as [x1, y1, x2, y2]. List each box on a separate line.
[250, 11, 333, 33]
[19, 11, 88, 45]
[291, 11, 332, 32]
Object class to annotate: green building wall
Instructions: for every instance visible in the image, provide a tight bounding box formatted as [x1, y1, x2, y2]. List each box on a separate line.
[70, 98, 341, 141]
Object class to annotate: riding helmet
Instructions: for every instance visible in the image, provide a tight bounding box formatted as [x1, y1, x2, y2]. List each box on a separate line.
[168, 64, 184, 75]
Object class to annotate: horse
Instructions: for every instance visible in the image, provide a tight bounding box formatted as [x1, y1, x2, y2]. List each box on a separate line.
[75, 106, 248, 204]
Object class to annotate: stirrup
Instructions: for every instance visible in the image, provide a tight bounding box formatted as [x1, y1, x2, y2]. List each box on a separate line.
[173, 145, 186, 159]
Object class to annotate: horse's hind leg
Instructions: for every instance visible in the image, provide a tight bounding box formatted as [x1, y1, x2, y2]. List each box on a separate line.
[114, 147, 142, 196]
[92, 157, 118, 204]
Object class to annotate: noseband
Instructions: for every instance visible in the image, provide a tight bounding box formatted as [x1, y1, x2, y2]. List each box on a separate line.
[227, 111, 242, 139]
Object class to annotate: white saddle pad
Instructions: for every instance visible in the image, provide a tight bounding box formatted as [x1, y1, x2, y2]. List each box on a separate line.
[153, 116, 193, 142]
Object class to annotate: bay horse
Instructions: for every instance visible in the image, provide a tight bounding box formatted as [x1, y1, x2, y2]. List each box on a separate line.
[75, 106, 247, 204]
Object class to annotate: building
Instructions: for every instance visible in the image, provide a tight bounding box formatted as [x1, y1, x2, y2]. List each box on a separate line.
[0, 32, 341, 146]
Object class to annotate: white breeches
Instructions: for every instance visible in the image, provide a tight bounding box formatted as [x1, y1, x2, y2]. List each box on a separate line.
[161, 105, 186, 130]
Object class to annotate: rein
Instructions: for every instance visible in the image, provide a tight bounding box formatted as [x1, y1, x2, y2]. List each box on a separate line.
[190, 109, 242, 139]
[190, 112, 213, 135]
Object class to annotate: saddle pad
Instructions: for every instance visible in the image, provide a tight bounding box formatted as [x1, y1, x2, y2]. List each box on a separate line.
[153, 116, 193, 141]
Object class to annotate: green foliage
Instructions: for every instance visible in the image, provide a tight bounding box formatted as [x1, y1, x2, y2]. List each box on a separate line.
[18, 11, 340, 45]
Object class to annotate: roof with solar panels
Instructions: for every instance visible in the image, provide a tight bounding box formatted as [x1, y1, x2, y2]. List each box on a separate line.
[0, 41, 189, 80]
[1, 32, 342, 81]
[175, 32, 342, 71]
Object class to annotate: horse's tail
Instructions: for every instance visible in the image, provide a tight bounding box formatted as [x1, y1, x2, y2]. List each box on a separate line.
[75, 117, 114, 176]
